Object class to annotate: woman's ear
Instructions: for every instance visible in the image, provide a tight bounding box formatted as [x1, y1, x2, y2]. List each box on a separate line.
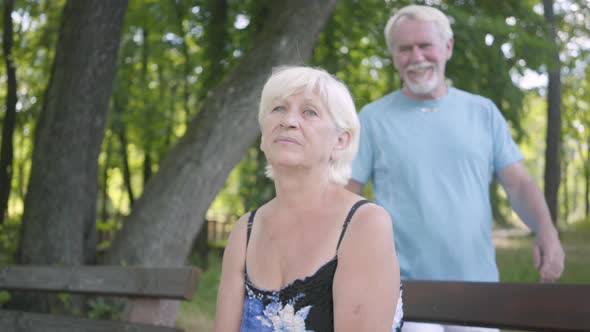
[330, 130, 351, 161]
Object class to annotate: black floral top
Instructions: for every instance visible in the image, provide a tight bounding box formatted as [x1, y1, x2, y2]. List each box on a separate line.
[239, 200, 404, 332]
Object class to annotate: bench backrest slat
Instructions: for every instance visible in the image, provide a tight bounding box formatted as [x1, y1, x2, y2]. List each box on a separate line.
[0, 265, 200, 300]
[0, 310, 182, 332]
[404, 280, 590, 332]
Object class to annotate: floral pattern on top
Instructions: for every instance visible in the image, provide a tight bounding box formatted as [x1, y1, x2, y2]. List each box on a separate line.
[257, 302, 313, 332]
[240, 274, 319, 332]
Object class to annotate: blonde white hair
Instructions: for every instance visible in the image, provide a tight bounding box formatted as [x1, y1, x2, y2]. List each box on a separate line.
[258, 66, 359, 185]
[384, 5, 453, 55]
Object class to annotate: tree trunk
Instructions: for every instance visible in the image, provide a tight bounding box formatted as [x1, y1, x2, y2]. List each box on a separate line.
[143, 151, 152, 185]
[106, 0, 337, 267]
[15, 0, 127, 313]
[0, 0, 18, 224]
[19, 0, 127, 266]
[543, 0, 561, 225]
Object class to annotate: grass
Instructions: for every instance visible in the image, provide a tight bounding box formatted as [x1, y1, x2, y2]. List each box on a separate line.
[177, 251, 223, 332]
[495, 219, 590, 284]
[177, 220, 590, 331]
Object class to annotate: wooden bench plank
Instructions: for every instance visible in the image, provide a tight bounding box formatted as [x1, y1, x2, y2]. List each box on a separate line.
[403, 280, 590, 332]
[0, 266, 200, 300]
[0, 309, 182, 332]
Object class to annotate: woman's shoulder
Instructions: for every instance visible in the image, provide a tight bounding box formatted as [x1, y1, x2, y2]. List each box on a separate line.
[233, 212, 251, 233]
[231, 200, 275, 237]
[337, 200, 395, 264]
[224, 210, 256, 251]
[335, 187, 389, 224]
[349, 201, 392, 233]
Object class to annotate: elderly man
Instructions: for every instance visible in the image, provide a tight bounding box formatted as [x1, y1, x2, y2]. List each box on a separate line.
[346, 5, 565, 332]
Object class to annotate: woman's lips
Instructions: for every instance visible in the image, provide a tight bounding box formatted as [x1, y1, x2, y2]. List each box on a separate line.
[275, 136, 301, 145]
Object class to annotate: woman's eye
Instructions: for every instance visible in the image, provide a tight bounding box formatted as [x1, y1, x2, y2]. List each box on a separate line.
[304, 109, 318, 116]
[272, 106, 285, 112]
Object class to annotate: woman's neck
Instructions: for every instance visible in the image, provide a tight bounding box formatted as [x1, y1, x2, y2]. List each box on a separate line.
[271, 167, 337, 213]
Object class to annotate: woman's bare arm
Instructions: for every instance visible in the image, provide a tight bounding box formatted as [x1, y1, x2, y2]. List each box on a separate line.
[333, 204, 399, 332]
[213, 214, 249, 332]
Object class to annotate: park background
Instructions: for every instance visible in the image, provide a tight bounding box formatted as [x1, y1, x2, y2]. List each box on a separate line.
[0, 0, 588, 331]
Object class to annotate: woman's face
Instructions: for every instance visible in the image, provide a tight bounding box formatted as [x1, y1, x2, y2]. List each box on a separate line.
[260, 91, 342, 175]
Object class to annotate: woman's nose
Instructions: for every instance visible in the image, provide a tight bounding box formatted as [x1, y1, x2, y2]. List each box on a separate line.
[280, 111, 299, 128]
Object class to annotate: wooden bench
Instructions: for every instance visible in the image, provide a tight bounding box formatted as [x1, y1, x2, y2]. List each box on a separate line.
[404, 280, 590, 332]
[0, 265, 200, 332]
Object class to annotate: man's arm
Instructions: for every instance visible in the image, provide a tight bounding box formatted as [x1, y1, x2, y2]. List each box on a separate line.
[345, 179, 365, 195]
[497, 161, 565, 282]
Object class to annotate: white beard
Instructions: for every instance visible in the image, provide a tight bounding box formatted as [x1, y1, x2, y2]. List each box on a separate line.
[404, 62, 439, 95]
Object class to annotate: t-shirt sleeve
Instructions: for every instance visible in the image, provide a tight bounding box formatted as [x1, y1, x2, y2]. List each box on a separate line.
[490, 101, 523, 172]
[351, 108, 374, 184]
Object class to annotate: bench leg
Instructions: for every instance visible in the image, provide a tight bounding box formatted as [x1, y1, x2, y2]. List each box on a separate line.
[123, 299, 180, 327]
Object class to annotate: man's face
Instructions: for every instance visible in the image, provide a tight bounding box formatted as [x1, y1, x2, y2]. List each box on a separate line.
[390, 18, 453, 99]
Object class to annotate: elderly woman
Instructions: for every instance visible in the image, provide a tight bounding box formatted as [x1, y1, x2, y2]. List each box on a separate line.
[213, 66, 403, 332]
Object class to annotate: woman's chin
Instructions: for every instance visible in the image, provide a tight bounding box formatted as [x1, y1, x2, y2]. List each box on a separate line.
[271, 161, 303, 171]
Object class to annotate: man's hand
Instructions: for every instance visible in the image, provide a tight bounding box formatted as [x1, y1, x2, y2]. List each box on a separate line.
[532, 233, 565, 282]
[498, 163, 565, 283]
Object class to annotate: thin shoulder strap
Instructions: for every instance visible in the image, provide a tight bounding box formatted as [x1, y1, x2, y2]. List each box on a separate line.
[246, 209, 257, 246]
[336, 199, 371, 251]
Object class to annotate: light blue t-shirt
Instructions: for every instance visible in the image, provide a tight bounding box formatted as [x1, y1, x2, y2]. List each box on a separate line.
[352, 87, 523, 282]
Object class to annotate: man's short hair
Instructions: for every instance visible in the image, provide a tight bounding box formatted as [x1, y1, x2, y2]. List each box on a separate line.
[384, 5, 453, 55]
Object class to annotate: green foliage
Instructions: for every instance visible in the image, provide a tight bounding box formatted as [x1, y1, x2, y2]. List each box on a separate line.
[441, 2, 548, 140]
[96, 217, 122, 252]
[311, 0, 404, 109]
[236, 140, 275, 213]
[207, 139, 276, 222]
[496, 219, 590, 283]
[0, 219, 19, 264]
[2, 0, 62, 223]
[0, 291, 11, 307]
[54, 293, 78, 315]
[177, 252, 223, 331]
[87, 298, 124, 320]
